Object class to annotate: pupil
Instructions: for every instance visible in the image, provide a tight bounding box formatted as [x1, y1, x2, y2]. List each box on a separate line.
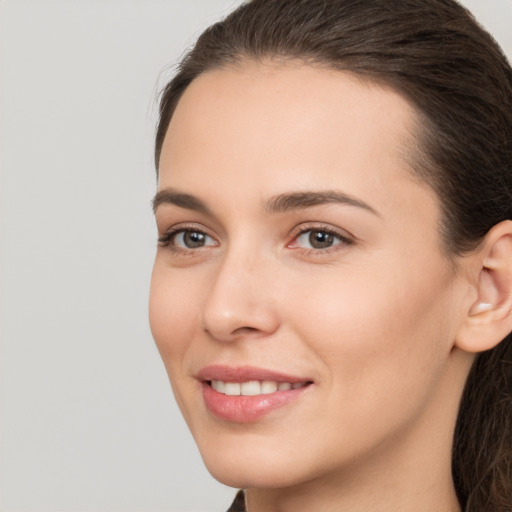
[309, 231, 334, 249]
[184, 231, 205, 248]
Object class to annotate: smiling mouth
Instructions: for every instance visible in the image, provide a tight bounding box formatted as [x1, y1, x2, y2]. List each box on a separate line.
[202, 378, 313, 422]
[197, 366, 314, 421]
[208, 379, 311, 396]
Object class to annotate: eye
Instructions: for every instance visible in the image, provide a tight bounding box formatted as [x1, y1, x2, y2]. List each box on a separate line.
[158, 228, 217, 250]
[297, 230, 337, 249]
[289, 227, 352, 252]
[174, 230, 215, 249]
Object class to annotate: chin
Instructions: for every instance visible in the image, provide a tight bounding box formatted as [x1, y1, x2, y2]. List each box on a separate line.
[203, 456, 303, 489]
[194, 428, 327, 490]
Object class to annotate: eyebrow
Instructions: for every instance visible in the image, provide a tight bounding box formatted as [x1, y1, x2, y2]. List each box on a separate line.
[264, 190, 379, 216]
[152, 189, 212, 215]
[152, 187, 379, 217]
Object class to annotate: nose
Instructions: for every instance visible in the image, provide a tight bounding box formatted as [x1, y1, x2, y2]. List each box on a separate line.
[201, 250, 280, 343]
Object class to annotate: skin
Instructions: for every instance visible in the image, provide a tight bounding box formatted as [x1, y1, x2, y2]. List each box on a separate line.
[149, 62, 482, 511]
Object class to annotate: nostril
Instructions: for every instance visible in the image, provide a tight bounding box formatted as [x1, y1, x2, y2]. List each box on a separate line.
[232, 326, 265, 337]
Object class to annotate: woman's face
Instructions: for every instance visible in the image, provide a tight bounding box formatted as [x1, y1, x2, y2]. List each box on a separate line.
[150, 63, 471, 489]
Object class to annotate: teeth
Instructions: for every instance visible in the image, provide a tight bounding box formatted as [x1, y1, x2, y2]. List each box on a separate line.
[211, 380, 225, 393]
[224, 382, 241, 396]
[210, 380, 306, 396]
[261, 381, 278, 394]
[240, 381, 261, 396]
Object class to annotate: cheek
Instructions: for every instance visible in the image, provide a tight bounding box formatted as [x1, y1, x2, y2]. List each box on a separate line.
[149, 261, 209, 424]
[148, 261, 200, 368]
[287, 260, 455, 415]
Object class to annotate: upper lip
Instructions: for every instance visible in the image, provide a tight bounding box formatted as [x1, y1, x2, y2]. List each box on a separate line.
[197, 365, 312, 384]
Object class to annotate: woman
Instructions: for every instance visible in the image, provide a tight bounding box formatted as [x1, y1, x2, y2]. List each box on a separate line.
[149, 0, 512, 510]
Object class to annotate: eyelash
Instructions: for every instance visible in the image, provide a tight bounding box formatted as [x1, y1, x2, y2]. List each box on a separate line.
[157, 224, 354, 256]
[288, 224, 354, 255]
[157, 225, 216, 253]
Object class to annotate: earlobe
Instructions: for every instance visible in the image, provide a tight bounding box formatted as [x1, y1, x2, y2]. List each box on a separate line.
[455, 220, 512, 353]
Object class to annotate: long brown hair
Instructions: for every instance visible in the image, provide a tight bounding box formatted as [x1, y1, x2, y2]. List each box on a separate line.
[155, 1, 512, 509]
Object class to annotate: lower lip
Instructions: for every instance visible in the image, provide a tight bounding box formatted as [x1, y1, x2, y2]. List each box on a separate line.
[202, 382, 310, 423]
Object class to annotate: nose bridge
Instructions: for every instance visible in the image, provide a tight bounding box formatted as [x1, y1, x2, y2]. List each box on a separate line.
[201, 238, 279, 341]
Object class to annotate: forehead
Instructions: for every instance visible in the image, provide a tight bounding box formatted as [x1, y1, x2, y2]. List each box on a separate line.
[158, 62, 437, 226]
[160, 62, 418, 179]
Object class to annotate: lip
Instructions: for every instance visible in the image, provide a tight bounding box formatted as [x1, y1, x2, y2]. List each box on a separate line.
[197, 365, 311, 383]
[197, 365, 313, 423]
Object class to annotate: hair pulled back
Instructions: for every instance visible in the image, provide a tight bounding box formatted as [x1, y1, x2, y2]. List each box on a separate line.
[155, 1, 512, 509]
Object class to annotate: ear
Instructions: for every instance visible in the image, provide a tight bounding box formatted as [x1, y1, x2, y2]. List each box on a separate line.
[455, 220, 512, 353]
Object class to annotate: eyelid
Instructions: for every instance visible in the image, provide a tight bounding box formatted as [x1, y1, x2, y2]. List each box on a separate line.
[156, 221, 354, 257]
[288, 222, 354, 241]
[157, 223, 219, 251]
[287, 223, 355, 252]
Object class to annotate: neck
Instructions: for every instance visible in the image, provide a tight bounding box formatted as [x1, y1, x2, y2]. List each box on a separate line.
[245, 459, 461, 512]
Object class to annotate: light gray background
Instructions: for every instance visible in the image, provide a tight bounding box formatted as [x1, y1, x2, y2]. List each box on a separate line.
[0, 1, 511, 511]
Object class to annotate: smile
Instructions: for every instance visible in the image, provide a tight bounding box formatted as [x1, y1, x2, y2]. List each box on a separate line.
[198, 366, 313, 422]
[210, 380, 308, 396]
